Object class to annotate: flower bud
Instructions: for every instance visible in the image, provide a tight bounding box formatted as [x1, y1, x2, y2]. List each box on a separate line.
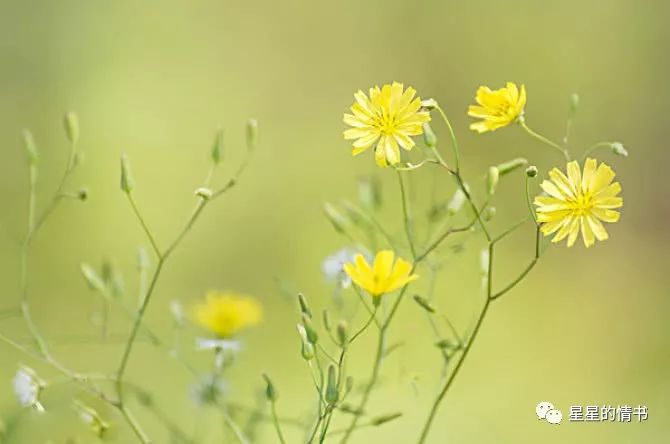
[322, 309, 332, 331]
[412, 295, 436, 313]
[211, 128, 224, 164]
[120, 154, 135, 193]
[483, 206, 496, 221]
[22, 130, 39, 165]
[298, 293, 312, 318]
[486, 166, 499, 195]
[297, 325, 315, 360]
[371, 412, 403, 426]
[325, 365, 339, 404]
[358, 176, 381, 210]
[611, 142, 628, 157]
[80, 263, 106, 293]
[570, 93, 580, 114]
[170, 300, 185, 327]
[195, 187, 213, 200]
[77, 188, 89, 201]
[323, 202, 349, 234]
[496, 158, 527, 176]
[345, 376, 354, 393]
[435, 339, 456, 350]
[63, 112, 80, 145]
[262, 373, 278, 402]
[74, 401, 109, 438]
[301, 314, 318, 344]
[422, 122, 437, 148]
[336, 320, 348, 346]
[137, 246, 150, 271]
[525, 165, 538, 178]
[245, 119, 258, 151]
[420, 98, 438, 110]
[447, 189, 466, 215]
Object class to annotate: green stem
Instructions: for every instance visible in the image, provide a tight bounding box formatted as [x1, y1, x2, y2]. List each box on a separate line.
[525, 176, 538, 224]
[581, 142, 612, 162]
[222, 409, 249, 444]
[434, 104, 461, 172]
[519, 119, 570, 161]
[397, 170, 416, 259]
[270, 401, 287, 444]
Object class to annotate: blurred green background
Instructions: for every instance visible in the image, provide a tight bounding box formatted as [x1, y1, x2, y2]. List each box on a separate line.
[0, 0, 668, 442]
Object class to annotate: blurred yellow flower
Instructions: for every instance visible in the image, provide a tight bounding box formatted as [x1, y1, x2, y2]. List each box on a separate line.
[193, 291, 262, 338]
[343, 82, 431, 167]
[343, 250, 418, 299]
[534, 158, 623, 247]
[468, 82, 526, 133]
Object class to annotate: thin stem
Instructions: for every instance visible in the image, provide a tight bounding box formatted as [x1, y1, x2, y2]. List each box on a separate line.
[581, 142, 612, 162]
[397, 170, 416, 259]
[417, 243, 494, 444]
[126, 194, 162, 258]
[525, 176, 538, 224]
[519, 119, 570, 161]
[222, 409, 249, 444]
[270, 401, 288, 444]
[348, 307, 378, 345]
[434, 104, 461, 172]
[491, 227, 541, 301]
[120, 406, 152, 444]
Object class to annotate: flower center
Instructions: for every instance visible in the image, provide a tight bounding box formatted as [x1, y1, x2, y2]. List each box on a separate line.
[570, 191, 595, 215]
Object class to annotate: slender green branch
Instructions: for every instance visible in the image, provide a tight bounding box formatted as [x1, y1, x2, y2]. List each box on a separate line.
[126, 194, 162, 258]
[397, 170, 416, 259]
[581, 141, 613, 161]
[222, 409, 250, 444]
[434, 104, 461, 171]
[348, 307, 378, 345]
[270, 401, 288, 444]
[519, 119, 570, 161]
[525, 176, 538, 224]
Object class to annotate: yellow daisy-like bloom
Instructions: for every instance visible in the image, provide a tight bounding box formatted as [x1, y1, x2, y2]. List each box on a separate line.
[343, 250, 418, 299]
[467, 82, 526, 133]
[343, 82, 431, 167]
[193, 291, 262, 338]
[534, 158, 623, 248]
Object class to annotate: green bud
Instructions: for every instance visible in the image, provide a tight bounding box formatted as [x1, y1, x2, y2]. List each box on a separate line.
[77, 188, 89, 201]
[611, 142, 628, 157]
[336, 320, 348, 346]
[486, 166, 499, 195]
[195, 187, 213, 200]
[245, 119, 258, 151]
[422, 122, 437, 148]
[297, 325, 315, 360]
[322, 309, 332, 331]
[262, 373, 278, 402]
[496, 158, 527, 176]
[211, 128, 224, 164]
[134, 387, 154, 407]
[323, 202, 349, 234]
[525, 165, 538, 178]
[22, 130, 39, 165]
[298, 293, 312, 318]
[120, 154, 135, 193]
[413, 295, 436, 314]
[447, 188, 466, 215]
[483, 206, 496, 221]
[325, 365, 339, 404]
[358, 176, 381, 210]
[420, 98, 438, 110]
[435, 339, 456, 350]
[371, 412, 403, 426]
[302, 314, 318, 344]
[570, 93, 580, 113]
[137, 246, 150, 270]
[73, 401, 109, 438]
[345, 376, 354, 393]
[64, 112, 80, 144]
[80, 263, 106, 293]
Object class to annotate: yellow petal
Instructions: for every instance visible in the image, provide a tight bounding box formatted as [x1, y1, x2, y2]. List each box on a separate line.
[373, 250, 394, 281]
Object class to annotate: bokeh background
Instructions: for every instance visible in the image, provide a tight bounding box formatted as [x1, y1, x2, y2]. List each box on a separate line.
[0, 0, 668, 442]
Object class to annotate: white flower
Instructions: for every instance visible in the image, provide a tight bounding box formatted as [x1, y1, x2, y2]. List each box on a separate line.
[13, 366, 45, 412]
[322, 247, 369, 288]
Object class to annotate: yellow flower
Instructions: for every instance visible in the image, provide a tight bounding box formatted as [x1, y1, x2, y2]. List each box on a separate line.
[534, 158, 623, 247]
[193, 291, 262, 338]
[343, 250, 418, 299]
[468, 82, 526, 133]
[343, 82, 431, 167]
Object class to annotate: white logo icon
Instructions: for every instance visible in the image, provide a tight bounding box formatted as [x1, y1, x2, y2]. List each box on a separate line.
[536, 401, 562, 424]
